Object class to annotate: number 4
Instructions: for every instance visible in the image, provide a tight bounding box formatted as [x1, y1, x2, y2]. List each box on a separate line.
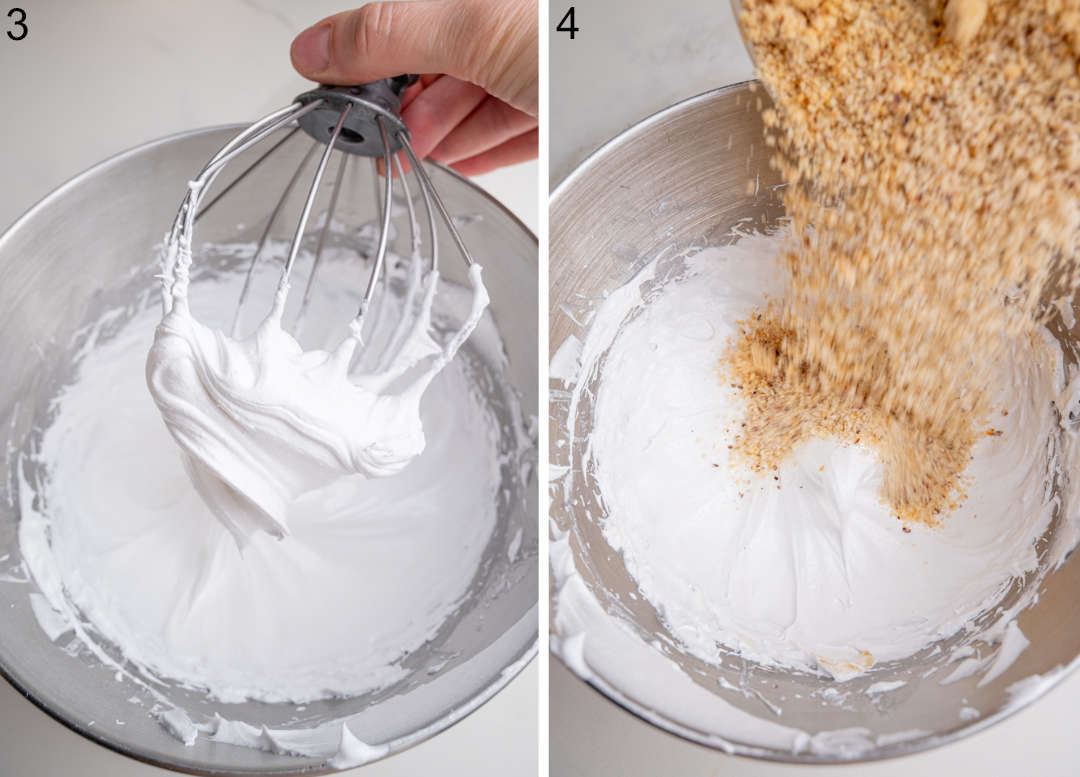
[557, 7, 578, 40]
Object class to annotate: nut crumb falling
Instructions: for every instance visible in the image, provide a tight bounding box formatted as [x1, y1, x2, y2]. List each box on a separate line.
[944, 0, 987, 46]
[734, 0, 1080, 523]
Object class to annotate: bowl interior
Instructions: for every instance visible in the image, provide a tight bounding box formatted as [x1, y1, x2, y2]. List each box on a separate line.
[0, 126, 538, 774]
[549, 83, 1080, 761]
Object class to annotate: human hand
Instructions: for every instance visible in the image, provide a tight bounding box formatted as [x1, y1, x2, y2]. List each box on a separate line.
[291, 0, 538, 177]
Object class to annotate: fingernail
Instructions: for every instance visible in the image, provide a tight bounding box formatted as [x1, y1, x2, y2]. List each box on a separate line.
[292, 25, 330, 73]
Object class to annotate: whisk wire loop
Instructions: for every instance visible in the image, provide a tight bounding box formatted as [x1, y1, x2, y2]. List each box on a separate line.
[398, 133, 476, 268]
[295, 153, 350, 334]
[230, 142, 321, 337]
[162, 78, 480, 355]
[359, 117, 396, 321]
[195, 127, 302, 225]
[279, 104, 351, 296]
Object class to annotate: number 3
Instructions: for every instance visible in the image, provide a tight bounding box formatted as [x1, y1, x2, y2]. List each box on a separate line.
[7, 7, 27, 41]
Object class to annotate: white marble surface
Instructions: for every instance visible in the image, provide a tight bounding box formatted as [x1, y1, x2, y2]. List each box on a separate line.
[548, 0, 1080, 774]
[0, 1, 536, 775]
[549, 0, 753, 188]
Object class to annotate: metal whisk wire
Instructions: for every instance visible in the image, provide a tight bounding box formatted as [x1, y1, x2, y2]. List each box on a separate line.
[162, 100, 321, 310]
[163, 77, 478, 347]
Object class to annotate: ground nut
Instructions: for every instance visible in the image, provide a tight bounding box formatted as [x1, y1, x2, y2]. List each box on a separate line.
[944, 0, 988, 46]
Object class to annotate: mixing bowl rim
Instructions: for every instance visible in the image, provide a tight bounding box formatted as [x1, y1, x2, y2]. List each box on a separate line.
[556, 649, 1080, 765]
[547, 81, 1080, 763]
[0, 123, 539, 776]
[550, 81, 757, 210]
[1, 124, 539, 250]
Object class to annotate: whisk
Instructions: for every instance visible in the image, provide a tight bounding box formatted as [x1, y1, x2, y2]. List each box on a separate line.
[160, 75, 478, 339]
[149, 76, 490, 546]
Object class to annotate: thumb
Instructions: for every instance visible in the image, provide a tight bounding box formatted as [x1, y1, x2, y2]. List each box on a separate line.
[291, 1, 537, 115]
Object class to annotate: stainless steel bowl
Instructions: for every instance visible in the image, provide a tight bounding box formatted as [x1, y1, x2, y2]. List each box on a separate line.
[549, 82, 1080, 761]
[0, 126, 538, 774]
